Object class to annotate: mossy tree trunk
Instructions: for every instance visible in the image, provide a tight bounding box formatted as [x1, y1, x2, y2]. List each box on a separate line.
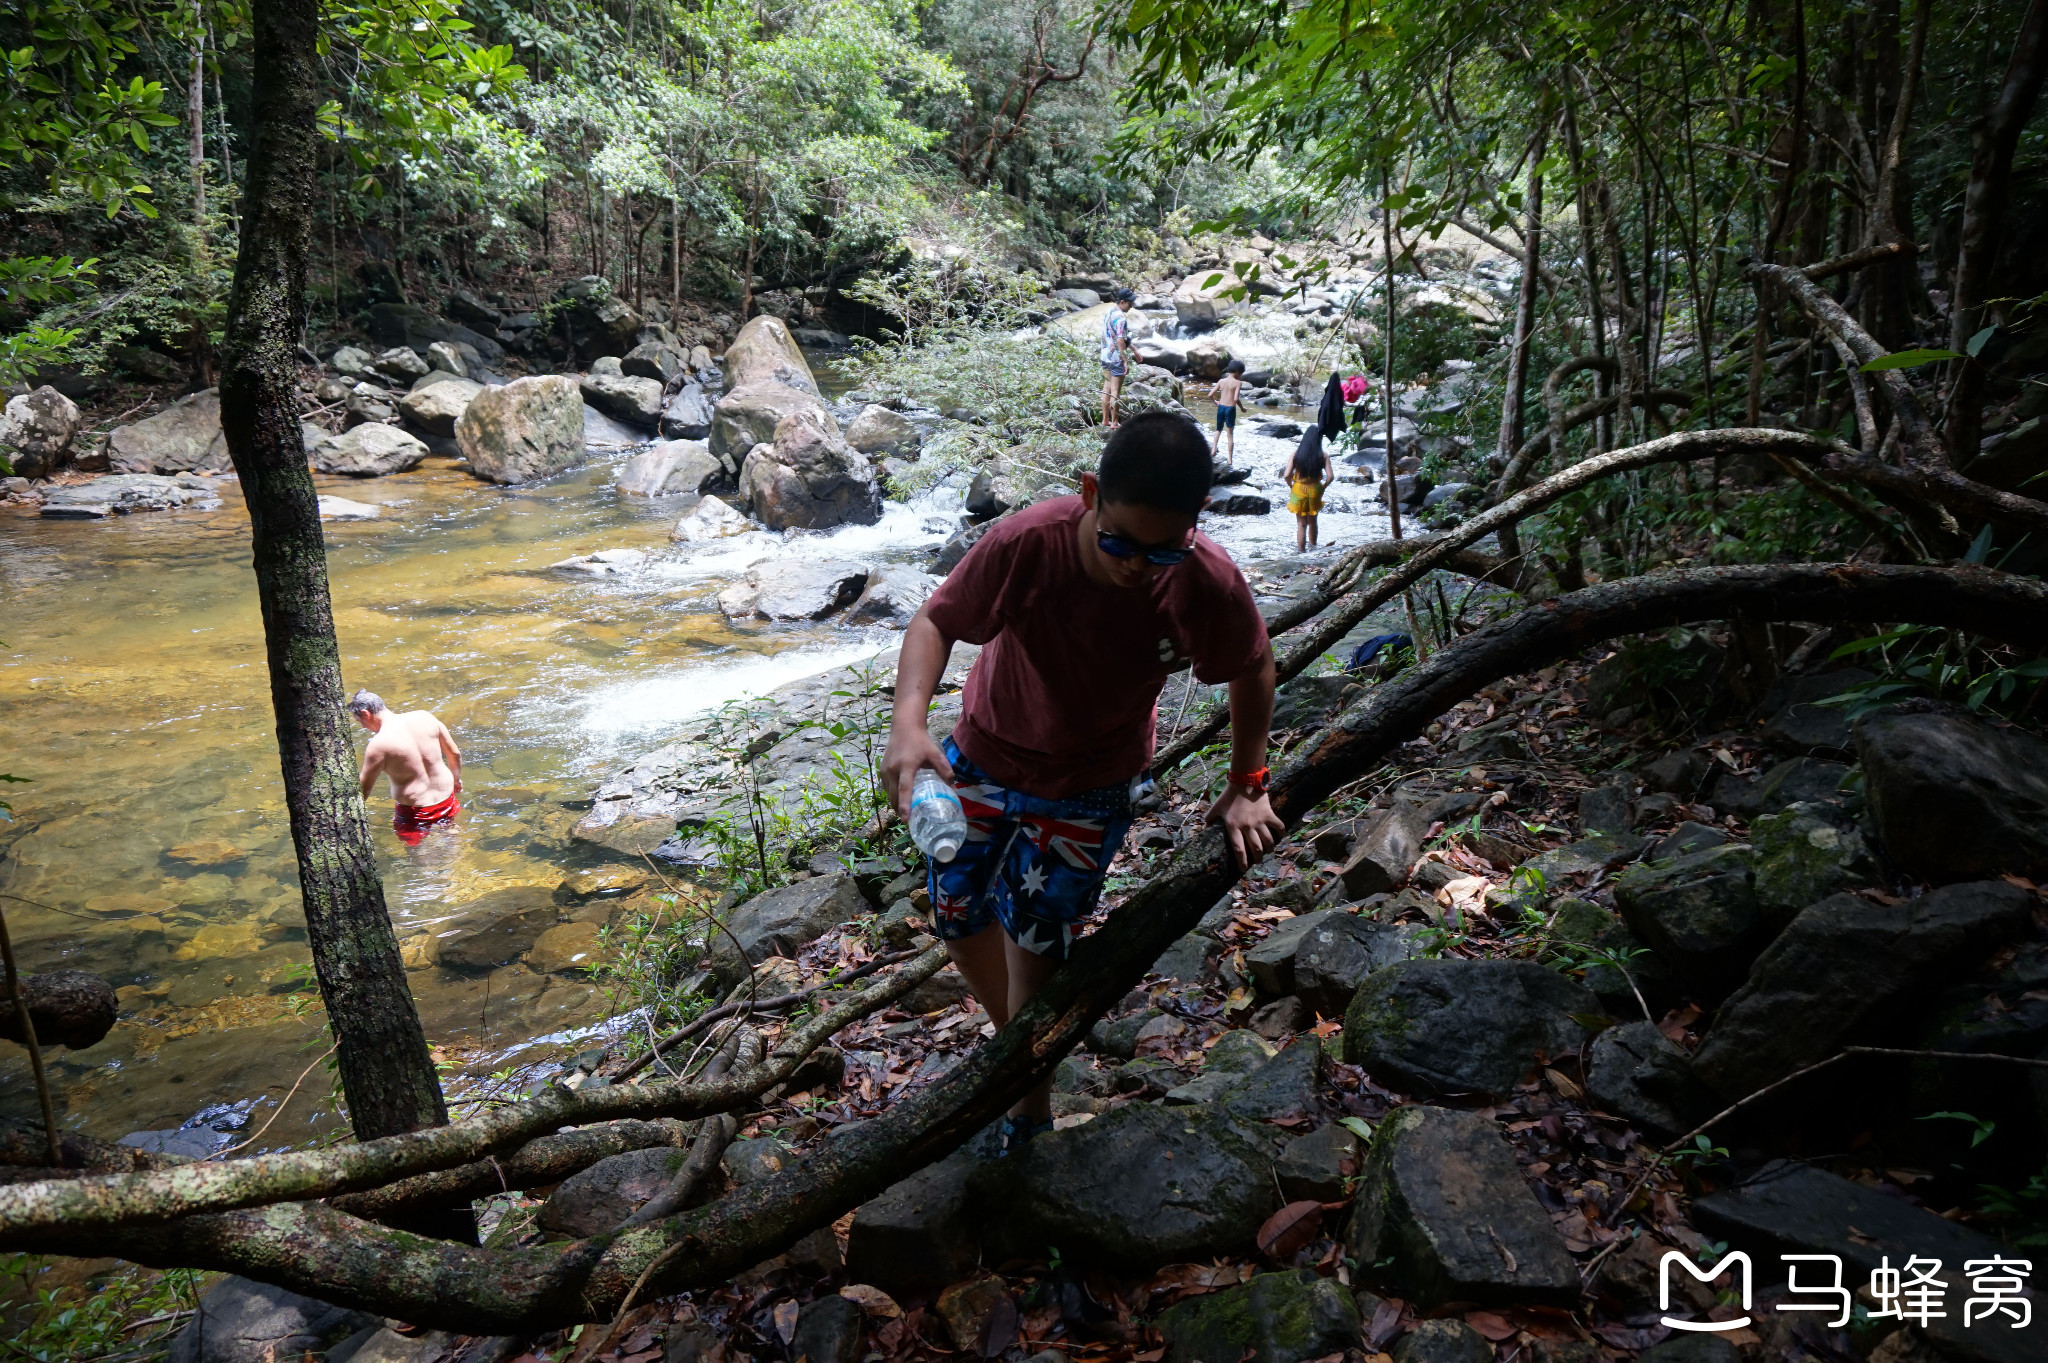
[215, 0, 450, 1152]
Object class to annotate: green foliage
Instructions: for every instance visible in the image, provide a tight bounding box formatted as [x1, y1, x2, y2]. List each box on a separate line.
[1818, 625, 2048, 722]
[595, 892, 711, 1044]
[0, 1256, 207, 1362]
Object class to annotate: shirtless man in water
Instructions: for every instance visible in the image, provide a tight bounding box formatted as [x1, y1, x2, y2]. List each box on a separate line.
[349, 689, 463, 845]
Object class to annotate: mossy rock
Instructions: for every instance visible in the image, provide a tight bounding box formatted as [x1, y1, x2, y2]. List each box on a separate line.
[1159, 1269, 1361, 1363]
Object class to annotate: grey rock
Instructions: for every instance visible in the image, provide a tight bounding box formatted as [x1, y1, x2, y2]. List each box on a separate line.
[40, 472, 225, 517]
[1757, 667, 1873, 758]
[1275, 1121, 1358, 1202]
[617, 440, 724, 496]
[965, 468, 1008, 520]
[344, 384, 397, 428]
[623, 340, 687, 384]
[1336, 803, 1432, 898]
[844, 565, 938, 629]
[537, 1145, 688, 1236]
[455, 375, 586, 484]
[844, 404, 922, 458]
[737, 409, 883, 531]
[168, 1276, 375, 1363]
[1209, 492, 1271, 515]
[844, 1149, 981, 1295]
[902, 965, 972, 1014]
[703, 874, 866, 991]
[1170, 1037, 1322, 1124]
[1250, 996, 1313, 1040]
[373, 345, 429, 381]
[309, 423, 429, 477]
[670, 494, 755, 543]
[1390, 1320, 1492, 1363]
[1290, 915, 1430, 1017]
[328, 345, 376, 378]
[973, 1102, 1282, 1270]
[107, 389, 229, 474]
[1692, 880, 2035, 1098]
[1159, 1270, 1360, 1363]
[721, 314, 821, 396]
[550, 548, 649, 577]
[717, 559, 871, 621]
[1348, 1105, 1578, 1306]
[791, 1295, 864, 1363]
[396, 376, 482, 438]
[1750, 800, 1876, 911]
[1855, 700, 2048, 882]
[1343, 959, 1597, 1095]
[1270, 673, 1361, 732]
[723, 1136, 795, 1184]
[580, 370, 665, 429]
[660, 383, 715, 440]
[366, 301, 504, 365]
[1612, 844, 1767, 997]
[434, 886, 561, 973]
[1520, 831, 1649, 883]
[1754, 756, 1852, 811]
[709, 381, 831, 464]
[425, 339, 470, 377]
[1577, 783, 1633, 835]
[1152, 932, 1221, 985]
[1648, 821, 1729, 860]
[1244, 909, 1342, 997]
[1640, 749, 1711, 798]
[1054, 287, 1102, 309]
[1585, 1020, 1712, 1137]
[0, 385, 81, 476]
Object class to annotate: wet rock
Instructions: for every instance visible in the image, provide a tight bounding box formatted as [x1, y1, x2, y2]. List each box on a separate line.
[309, 423, 429, 477]
[396, 375, 482, 438]
[1274, 1121, 1358, 1202]
[0, 969, 117, 1049]
[316, 495, 381, 522]
[660, 383, 715, 440]
[1854, 700, 2048, 882]
[792, 1294, 865, 1363]
[168, 1276, 375, 1363]
[1343, 959, 1596, 1095]
[738, 409, 884, 531]
[1208, 492, 1271, 515]
[974, 1103, 1282, 1270]
[722, 314, 821, 395]
[581, 370, 665, 429]
[1612, 844, 1768, 997]
[0, 385, 81, 477]
[107, 389, 229, 474]
[537, 1145, 688, 1236]
[709, 382, 831, 464]
[373, 346, 429, 381]
[703, 874, 866, 991]
[718, 559, 870, 621]
[1347, 1105, 1577, 1307]
[40, 473, 225, 517]
[845, 404, 922, 458]
[455, 375, 586, 484]
[1585, 1020, 1712, 1137]
[844, 565, 938, 629]
[555, 868, 649, 903]
[1750, 801, 1876, 911]
[845, 1149, 981, 1295]
[619, 439, 725, 496]
[671, 494, 755, 542]
[965, 469, 1009, 520]
[434, 886, 562, 974]
[550, 548, 648, 577]
[1390, 1321, 1493, 1363]
[1159, 1269, 1361, 1363]
[623, 340, 687, 384]
[1692, 880, 2034, 1098]
[583, 404, 649, 449]
[526, 921, 604, 974]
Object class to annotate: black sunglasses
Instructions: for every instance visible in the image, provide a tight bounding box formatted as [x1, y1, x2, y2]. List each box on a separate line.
[1096, 528, 1194, 567]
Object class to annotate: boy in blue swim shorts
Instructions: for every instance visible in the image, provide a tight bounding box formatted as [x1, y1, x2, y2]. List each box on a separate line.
[882, 411, 1283, 1151]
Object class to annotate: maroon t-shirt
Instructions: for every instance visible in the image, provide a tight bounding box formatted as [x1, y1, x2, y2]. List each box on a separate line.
[923, 496, 1269, 798]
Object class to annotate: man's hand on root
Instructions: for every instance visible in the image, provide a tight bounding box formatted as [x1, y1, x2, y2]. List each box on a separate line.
[1207, 785, 1283, 869]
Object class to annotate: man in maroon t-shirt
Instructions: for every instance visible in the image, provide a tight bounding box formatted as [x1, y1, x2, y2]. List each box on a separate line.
[882, 411, 1283, 1151]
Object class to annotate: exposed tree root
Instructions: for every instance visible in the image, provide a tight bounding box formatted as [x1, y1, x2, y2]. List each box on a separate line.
[6, 564, 2044, 1334]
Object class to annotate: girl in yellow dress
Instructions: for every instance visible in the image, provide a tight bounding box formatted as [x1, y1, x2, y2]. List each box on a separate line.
[1281, 425, 1333, 552]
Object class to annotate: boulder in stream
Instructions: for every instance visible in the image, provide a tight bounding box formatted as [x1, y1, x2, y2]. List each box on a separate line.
[718, 559, 871, 621]
[1, 385, 82, 477]
[660, 383, 715, 440]
[738, 409, 884, 531]
[618, 439, 725, 497]
[843, 565, 937, 628]
[844, 404, 922, 458]
[722, 314, 821, 395]
[711, 382, 831, 464]
[455, 375, 585, 483]
[308, 423, 429, 477]
[41, 473, 225, 517]
[396, 375, 482, 438]
[671, 494, 756, 542]
[107, 389, 229, 474]
[580, 369, 664, 429]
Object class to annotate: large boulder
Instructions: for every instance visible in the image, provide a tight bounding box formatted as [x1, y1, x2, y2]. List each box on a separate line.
[1854, 700, 2048, 881]
[671, 494, 756, 543]
[1347, 1106, 1578, 1306]
[972, 1103, 1282, 1270]
[844, 405, 922, 458]
[718, 559, 871, 621]
[1158, 1270, 1361, 1363]
[722, 314, 821, 395]
[845, 1149, 981, 1296]
[709, 382, 831, 464]
[1343, 959, 1597, 1094]
[168, 1276, 375, 1363]
[0, 969, 117, 1049]
[622, 340, 686, 384]
[555, 278, 642, 362]
[1, 385, 82, 477]
[580, 370, 665, 429]
[432, 886, 561, 974]
[1611, 844, 1767, 997]
[1691, 880, 2034, 1098]
[308, 423, 429, 477]
[107, 389, 229, 474]
[617, 439, 725, 496]
[661, 383, 715, 440]
[844, 565, 938, 628]
[396, 375, 483, 438]
[455, 375, 585, 484]
[737, 410, 884, 531]
[40, 473, 224, 517]
[703, 874, 866, 991]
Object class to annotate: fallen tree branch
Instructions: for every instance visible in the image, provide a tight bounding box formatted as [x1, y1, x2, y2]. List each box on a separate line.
[1800, 240, 1913, 281]
[0, 947, 944, 1238]
[13, 565, 2046, 1332]
[331, 1120, 692, 1223]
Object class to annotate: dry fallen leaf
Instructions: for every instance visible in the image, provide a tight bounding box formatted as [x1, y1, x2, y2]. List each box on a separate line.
[1256, 1200, 1325, 1260]
[773, 1299, 800, 1346]
[840, 1284, 903, 1318]
[1463, 1311, 1518, 1342]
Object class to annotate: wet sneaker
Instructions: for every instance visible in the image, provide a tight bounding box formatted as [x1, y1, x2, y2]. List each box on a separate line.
[997, 1115, 1054, 1156]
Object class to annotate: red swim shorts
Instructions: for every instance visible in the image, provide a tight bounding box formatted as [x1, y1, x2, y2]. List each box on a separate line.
[393, 794, 460, 846]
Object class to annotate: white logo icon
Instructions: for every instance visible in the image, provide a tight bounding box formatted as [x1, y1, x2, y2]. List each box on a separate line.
[1661, 1250, 1752, 1332]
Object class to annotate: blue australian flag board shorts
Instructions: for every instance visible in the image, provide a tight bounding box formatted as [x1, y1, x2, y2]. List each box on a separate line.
[928, 737, 1137, 961]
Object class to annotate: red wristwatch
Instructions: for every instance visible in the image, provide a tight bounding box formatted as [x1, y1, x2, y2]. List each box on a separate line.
[1227, 766, 1270, 794]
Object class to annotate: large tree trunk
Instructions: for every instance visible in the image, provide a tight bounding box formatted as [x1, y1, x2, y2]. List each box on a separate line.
[1943, 0, 2048, 463]
[215, 0, 452, 1170]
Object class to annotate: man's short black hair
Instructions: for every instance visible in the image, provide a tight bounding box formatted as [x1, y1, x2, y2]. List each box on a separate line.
[1114, 287, 1136, 303]
[1097, 411, 1213, 515]
[1225, 359, 1246, 375]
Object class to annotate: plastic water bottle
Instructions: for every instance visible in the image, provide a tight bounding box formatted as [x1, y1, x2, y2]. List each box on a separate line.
[909, 768, 966, 863]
